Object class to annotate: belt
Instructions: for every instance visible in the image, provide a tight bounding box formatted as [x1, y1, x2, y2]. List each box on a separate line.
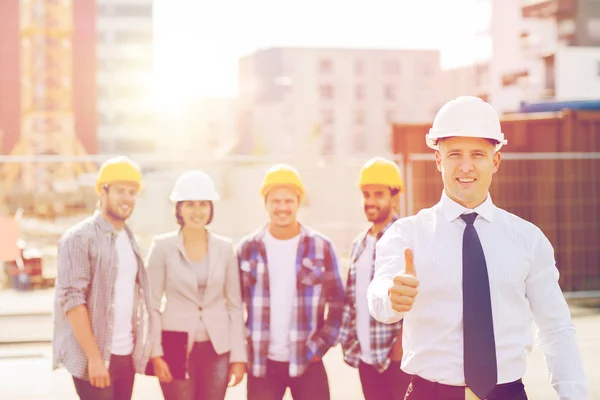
[411, 375, 524, 400]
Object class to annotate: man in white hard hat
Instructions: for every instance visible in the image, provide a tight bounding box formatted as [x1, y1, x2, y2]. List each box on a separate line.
[368, 96, 587, 399]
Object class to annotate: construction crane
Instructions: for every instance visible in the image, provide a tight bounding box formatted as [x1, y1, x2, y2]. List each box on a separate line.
[0, 0, 97, 218]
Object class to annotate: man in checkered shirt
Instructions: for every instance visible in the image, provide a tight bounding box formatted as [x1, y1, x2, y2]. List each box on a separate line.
[237, 164, 345, 400]
[338, 158, 411, 400]
[52, 157, 153, 400]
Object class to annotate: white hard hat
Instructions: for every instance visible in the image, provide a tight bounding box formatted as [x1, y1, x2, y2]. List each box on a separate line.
[426, 96, 507, 151]
[169, 170, 220, 202]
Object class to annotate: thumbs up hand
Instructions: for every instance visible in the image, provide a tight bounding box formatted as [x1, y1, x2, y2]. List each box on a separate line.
[388, 248, 419, 313]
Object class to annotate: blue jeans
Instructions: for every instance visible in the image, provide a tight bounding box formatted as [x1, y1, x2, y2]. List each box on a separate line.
[160, 341, 230, 400]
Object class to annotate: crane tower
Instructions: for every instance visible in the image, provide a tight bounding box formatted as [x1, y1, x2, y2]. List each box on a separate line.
[0, 0, 96, 216]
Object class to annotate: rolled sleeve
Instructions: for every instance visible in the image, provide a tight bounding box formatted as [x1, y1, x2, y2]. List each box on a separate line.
[368, 222, 410, 324]
[57, 235, 91, 313]
[145, 238, 166, 358]
[225, 243, 248, 363]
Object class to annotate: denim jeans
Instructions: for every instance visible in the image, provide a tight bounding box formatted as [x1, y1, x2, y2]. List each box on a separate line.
[247, 359, 330, 400]
[72, 354, 135, 400]
[160, 341, 230, 400]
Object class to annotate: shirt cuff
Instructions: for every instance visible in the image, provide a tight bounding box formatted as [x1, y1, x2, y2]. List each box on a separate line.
[368, 279, 405, 324]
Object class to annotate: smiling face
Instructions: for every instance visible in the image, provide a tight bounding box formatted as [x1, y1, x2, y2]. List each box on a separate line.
[100, 182, 139, 223]
[435, 136, 501, 209]
[361, 184, 397, 224]
[264, 186, 300, 229]
[177, 200, 213, 229]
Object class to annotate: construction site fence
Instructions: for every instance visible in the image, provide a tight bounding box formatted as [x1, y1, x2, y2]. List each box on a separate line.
[1, 150, 599, 293]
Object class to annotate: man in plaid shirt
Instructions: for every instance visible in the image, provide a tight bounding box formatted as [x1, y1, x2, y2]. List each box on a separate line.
[339, 158, 411, 400]
[53, 157, 152, 400]
[238, 164, 345, 400]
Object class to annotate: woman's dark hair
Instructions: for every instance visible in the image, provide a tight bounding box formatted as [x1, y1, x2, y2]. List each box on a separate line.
[175, 201, 214, 227]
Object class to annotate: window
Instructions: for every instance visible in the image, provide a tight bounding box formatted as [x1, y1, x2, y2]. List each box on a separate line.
[355, 60, 364, 75]
[385, 110, 396, 124]
[114, 30, 153, 44]
[322, 133, 335, 156]
[321, 109, 334, 125]
[384, 85, 397, 101]
[98, 4, 153, 18]
[355, 85, 365, 100]
[383, 61, 401, 75]
[114, 85, 147, 98]
[318, 59, 333, 74]
[353, 131, 366, 153]
[319, 85, 334, 100]
[354, 110, 365, 125]
[113, 112, 154, 125]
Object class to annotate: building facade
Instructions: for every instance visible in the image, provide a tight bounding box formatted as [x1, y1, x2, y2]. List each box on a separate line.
[95, 0, 155, 153]
[490, 0, 600, 113]
[236, 47, 444, 157]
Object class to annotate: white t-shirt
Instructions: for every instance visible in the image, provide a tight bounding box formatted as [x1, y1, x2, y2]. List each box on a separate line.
[355, 233, 377, 364]
[111, 230, 138, 355]
[263, 231, 301, 362]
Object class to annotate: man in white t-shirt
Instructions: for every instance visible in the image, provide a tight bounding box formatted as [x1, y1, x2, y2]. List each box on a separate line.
[339, 157, 411, 400]
[53, 157, 153, 400]
[238, 164, 345, 400]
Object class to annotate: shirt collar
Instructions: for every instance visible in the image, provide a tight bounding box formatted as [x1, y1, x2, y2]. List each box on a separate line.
[356, 214, 399, 244]
[440, 191, 495, 223]
[92, 210, 131, 237]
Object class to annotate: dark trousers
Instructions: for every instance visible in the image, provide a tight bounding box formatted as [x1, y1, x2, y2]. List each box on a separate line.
[404, 376, 528, 400]
[160, 341, 230, 400]
[247, 359, 330, 400]
[358, 360, 411, 400]
[72, 354, 135, 400]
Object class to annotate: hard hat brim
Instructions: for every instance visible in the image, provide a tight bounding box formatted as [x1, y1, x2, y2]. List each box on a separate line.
[426, 132, 507, 151]
[169, 194, 220, 203]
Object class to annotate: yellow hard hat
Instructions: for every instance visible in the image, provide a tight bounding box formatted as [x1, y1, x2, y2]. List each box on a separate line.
[260, 164, 305, 201]
[359, 157, 404, 193]
[95, 156, 142, 194]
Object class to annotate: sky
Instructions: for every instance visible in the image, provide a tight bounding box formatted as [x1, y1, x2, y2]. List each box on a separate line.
[152, 0, 491, 103]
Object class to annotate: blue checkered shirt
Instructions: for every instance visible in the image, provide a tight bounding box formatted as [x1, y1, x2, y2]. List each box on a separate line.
[237, 224, 345, 378]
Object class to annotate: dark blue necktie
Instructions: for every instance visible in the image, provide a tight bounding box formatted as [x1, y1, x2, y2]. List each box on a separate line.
[461, 213, 497, 399]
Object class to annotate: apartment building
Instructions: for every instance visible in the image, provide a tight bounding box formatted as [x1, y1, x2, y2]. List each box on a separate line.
[96, 0, 155, 153]
[490, 0, 600, 113]
[236, 47, 444, 157]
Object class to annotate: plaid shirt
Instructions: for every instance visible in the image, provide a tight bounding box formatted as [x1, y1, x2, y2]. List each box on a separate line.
[237, 224, 345, 378]
[339, 217, 402, 373]
[52, 211, 153, 380]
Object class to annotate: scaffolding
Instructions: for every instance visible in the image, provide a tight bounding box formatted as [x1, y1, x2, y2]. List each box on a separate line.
[0, 0, 96, 217]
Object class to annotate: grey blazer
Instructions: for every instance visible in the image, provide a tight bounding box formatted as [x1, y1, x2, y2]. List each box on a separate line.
[146, 230, 247, 363]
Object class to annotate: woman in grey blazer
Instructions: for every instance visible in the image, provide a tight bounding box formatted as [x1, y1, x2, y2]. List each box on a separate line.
[146, 170, 247, 400]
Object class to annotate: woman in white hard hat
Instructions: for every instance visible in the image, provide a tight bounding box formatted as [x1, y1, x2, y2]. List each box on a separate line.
[146, 170, 246, 400]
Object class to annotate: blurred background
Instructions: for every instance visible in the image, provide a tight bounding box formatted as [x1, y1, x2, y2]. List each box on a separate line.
[0, 0, 599, 398]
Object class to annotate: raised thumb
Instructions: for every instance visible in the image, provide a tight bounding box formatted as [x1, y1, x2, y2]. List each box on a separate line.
[404, 248, 416, 276]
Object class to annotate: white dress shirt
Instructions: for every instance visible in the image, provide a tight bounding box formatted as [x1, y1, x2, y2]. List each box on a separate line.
[368, 191, 588, 399]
